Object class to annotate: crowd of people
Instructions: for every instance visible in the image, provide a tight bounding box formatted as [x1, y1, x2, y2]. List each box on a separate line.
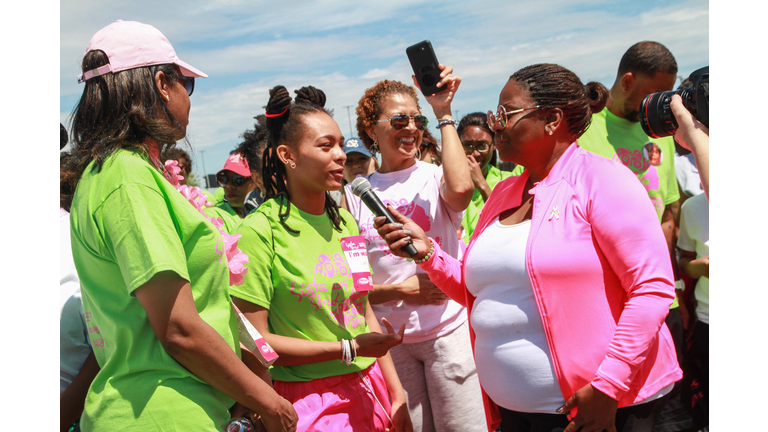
[60, 19, 709, 432]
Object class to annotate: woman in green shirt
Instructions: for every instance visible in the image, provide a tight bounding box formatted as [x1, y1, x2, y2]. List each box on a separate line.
[60, 20, 296, 432]
[231, 85, 412, 432]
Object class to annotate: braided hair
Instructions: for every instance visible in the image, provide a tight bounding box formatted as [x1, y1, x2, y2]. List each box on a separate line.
[510, 64, 608, 141]
[263, 85, 345, 233]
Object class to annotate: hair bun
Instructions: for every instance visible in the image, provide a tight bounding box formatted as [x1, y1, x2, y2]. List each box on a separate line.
[267, 85, 291, 115]
[585, 81, 609, 114]
[294, 86, 326, 108]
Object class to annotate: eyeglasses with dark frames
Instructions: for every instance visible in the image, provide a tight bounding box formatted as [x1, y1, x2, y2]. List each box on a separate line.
[376, 114, 429, 131]
[169, 74, 195, 97]
[216, 172, 250, 188]
[462, 142, 492, 154]
[486, 105, 540, 130]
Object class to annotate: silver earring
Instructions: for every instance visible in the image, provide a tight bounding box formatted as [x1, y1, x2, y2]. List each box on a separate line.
[415, 147, 422, 161]
[548, 130, 553, 136]
[371, 141, 379, 154]
[166, 94, 170, 102]
[290, 162, 296, 169]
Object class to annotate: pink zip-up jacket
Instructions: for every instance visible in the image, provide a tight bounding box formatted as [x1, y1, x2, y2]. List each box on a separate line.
[419, 143, 682, 431]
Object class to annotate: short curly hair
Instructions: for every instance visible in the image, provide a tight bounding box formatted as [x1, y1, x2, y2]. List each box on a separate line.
[355, 80, 421, 151]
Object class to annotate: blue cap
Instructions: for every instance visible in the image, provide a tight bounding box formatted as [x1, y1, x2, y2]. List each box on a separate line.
[344, 137, 371, 157]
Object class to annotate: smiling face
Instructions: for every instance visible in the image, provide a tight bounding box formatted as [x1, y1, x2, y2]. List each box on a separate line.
[366, 93, 422, 172]
[492, 79, 547, 166]
[460, 125, 495, 173]
[287, 111, 347, 193]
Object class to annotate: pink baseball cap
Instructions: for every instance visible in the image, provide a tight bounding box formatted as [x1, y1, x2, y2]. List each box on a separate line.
[78, 20, 207, 83]
[217, 153, 251, 177]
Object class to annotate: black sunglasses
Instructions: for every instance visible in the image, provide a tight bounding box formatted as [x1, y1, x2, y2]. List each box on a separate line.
[216, 172, 250, 188]
[169, 74, 195, 96]
[375, 114, 429, 131]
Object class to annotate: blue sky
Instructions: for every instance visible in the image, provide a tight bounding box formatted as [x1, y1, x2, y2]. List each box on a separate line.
[59, 0, 709, 183]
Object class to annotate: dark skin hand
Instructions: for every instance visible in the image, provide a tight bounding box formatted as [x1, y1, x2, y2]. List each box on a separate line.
[557, 384, 619, 432]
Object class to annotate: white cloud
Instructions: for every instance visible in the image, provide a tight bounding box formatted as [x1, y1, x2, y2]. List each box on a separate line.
[61, 0, 709, 172]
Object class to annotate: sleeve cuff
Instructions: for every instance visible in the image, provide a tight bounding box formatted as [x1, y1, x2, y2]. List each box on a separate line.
[590, 355, 634, 401]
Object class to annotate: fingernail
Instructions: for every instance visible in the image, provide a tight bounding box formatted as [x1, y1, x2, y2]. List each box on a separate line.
[392, 223, 403, 228]
[555, 406, 564, 414]
[403, 230, 412, 235]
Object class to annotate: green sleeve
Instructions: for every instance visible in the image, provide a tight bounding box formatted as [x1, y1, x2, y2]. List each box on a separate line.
[660, 137, 681, 205]
[98, 184, 189, 294]
[229, 213, 275, 309]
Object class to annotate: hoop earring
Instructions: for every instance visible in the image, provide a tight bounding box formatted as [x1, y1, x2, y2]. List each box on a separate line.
[290, 162, 296, 169]
[415, 147, 422, 161]
[371, 142, 379, 154]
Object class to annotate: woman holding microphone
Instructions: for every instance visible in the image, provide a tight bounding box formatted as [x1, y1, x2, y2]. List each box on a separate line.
[375, 63, 682, 432]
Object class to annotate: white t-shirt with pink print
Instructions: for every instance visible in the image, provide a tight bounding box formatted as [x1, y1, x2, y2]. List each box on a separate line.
[345, 161, 468, 343]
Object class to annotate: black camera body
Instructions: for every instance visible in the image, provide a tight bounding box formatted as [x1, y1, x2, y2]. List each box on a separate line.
[640, 66, 708, 138]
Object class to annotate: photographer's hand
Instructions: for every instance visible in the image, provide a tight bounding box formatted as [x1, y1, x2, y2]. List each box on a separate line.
[671, 94, 709, 199]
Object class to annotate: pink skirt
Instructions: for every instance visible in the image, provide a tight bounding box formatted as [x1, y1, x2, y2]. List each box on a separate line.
[273, 361, 392, 432]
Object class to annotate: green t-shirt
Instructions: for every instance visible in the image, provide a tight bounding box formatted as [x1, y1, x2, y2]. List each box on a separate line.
[212, 187, 225, 204]
[69, 149, 239, 432]
[461, 165, 519, 244]
[577, 108, 680, 221]
[205, 201, 242, 233]
[230, 198, 376, 382]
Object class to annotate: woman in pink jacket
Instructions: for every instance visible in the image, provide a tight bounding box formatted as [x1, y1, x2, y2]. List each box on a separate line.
[375, 64, 681, 432]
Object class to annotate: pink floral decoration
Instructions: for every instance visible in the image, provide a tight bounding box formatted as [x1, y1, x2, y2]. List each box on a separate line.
[163, 159, 248, 286]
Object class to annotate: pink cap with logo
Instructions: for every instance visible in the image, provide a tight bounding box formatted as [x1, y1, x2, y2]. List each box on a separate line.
[78, 20, 207, 83]
[217, 153, 251, 177]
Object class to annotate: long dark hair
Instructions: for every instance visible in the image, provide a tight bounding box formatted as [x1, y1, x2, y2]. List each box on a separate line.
[262, 85, 345, 233]
[510, 64, 609, 141]
[60, 49, 184, 211]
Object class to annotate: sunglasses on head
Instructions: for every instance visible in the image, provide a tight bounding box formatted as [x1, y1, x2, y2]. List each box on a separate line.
[216, 172, 250, 188]
[169, 74, 195, 96]
[376, 114, 429, 131]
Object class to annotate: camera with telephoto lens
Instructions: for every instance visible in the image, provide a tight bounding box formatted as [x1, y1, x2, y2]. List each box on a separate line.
[640, 66, 708, 138]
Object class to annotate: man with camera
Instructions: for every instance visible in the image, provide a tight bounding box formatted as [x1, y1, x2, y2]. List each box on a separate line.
[578, 41, 691, 432]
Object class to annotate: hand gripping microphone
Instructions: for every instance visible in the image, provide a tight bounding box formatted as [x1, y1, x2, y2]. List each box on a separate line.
[350, 177, 419, 258]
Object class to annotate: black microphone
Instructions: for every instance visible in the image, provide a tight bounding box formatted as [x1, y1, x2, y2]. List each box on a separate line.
[350, 177, 419, 258]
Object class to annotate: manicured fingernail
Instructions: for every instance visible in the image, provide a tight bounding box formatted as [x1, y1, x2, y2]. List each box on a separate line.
[392, 223, 403, 228]
[555, 406, 564, 414]
[403, 230, 412, 235]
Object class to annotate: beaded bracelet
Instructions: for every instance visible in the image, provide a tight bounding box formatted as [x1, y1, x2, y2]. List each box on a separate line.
[414, 239, 435, 264]
[436, 118, 457, 129]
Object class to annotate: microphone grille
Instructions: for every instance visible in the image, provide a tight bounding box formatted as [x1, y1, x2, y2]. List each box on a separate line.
[350, 177, 372, 197]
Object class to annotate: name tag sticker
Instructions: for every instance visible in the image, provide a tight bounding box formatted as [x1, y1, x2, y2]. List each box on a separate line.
[341, 235, 373, 293]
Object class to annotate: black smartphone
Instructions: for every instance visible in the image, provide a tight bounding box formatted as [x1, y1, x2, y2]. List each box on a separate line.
[406, 40, 446, 96]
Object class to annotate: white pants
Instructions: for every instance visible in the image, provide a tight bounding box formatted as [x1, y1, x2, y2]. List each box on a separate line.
[389, 321, 487, 432]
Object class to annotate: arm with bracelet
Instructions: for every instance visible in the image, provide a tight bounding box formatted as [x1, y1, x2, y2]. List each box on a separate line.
[411, 65, 474, 213]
